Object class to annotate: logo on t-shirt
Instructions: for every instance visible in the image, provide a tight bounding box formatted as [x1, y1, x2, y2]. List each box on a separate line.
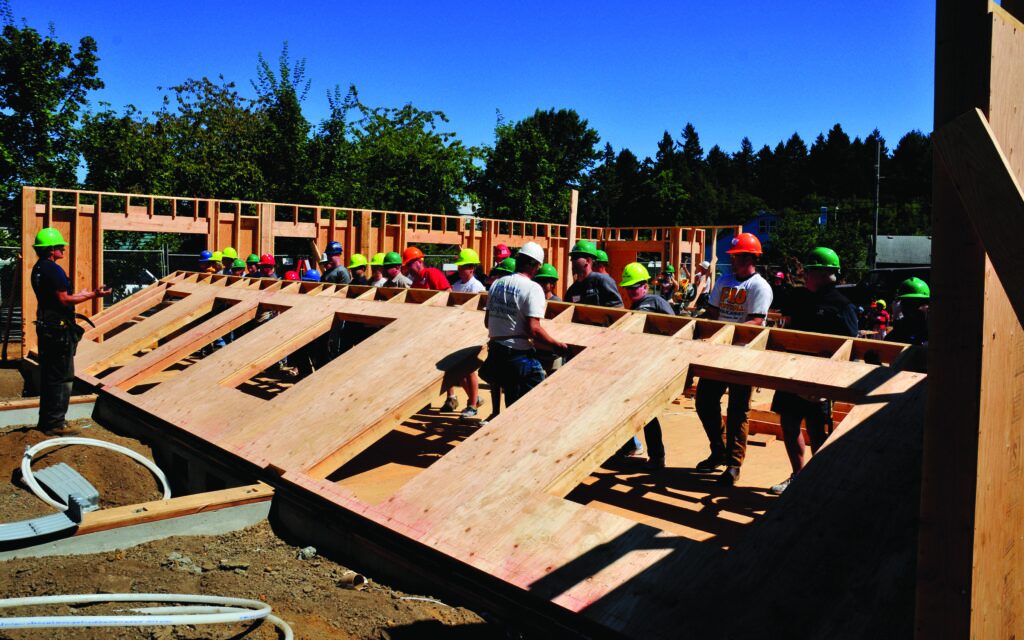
[718, 286, 748, 313]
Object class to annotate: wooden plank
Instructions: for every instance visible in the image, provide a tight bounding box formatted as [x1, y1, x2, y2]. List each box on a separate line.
[933, 108, 1024, 322]
[77, 483, 273, 535]
[704, 323, 735, 345]
[830, 339, 854, 361]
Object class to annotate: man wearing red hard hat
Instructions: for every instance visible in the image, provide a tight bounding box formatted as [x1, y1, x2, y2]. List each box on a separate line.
[694, 232, 773, 486]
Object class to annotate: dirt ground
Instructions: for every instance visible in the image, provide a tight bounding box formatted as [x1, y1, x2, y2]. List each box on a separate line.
[0, 364, 25, 400]
[0, 421, 499, 639]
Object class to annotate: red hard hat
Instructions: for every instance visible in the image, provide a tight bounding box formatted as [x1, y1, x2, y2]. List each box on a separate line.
[494, 244, 511, 260]
[726, 232, 763, 256]
[284, 270, 300, 281]
[259, 253, 275, 266]
[402, 246, 424, 265]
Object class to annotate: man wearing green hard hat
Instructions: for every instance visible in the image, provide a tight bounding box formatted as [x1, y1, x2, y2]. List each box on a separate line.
[594, 249, 610, 275]
[768, 246, 859, 495]
[451, 248, 486, 294]
[533, 263, 561, 301]
[381, 251, 412, 288]
[565, 239, 623, 308]
[369, 253, 387, 287]
[31, 227, 112, 434]
[886, 277, 930, 345]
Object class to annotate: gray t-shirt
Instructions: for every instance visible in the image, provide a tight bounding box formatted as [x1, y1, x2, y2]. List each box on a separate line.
[384, 272, 412, 288]
[322, 263, 352, 284]
[371, 276, 388, 288]
[451, 277, 486, 294]
[487, 274, 546, 351]
[632, 294, 675, 315]
[709, 272, 773, 323]
[564, 272, 624, 308]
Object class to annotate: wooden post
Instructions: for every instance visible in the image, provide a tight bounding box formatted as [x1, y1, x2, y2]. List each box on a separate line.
[258, 203, 274, 255]
[359, 210, 372, 257]
[565, 189, 579, 276]
[916, 2, 1024, 638]
[20, 187, 37, 352]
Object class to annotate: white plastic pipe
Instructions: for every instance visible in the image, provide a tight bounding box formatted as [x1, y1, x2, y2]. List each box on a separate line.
[21, 437, 171, 511]
[0, 593, 292, 638]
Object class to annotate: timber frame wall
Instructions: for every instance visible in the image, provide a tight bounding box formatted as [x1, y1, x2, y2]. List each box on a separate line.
[19, 186, 739, 352]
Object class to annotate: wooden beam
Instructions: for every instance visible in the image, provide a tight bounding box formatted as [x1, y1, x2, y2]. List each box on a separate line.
[830, 339, 854, 361]
[933, 108, 1024, 323]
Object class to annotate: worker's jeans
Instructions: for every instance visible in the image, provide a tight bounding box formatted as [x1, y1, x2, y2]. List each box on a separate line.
[642, 418, 664, 459]
[36, 325, 79, 432]
[480, 343, 546, 407]
[695, 378, 752, 467]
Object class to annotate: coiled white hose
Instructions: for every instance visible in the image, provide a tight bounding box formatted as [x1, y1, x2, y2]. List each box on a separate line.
[0, 593, 293, 638]
[21, 437, 171, 511]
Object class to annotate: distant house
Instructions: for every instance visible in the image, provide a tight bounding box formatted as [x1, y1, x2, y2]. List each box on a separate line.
[713, 212, 779, 273]
[874, 235, 932, 267]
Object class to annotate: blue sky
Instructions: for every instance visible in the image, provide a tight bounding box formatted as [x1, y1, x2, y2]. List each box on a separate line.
[21, 1, 935, 158]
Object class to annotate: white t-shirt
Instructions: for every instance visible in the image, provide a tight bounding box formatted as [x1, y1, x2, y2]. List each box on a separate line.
[487, 274, 546, 350]
[709, 272, 773, 323]
[451, 276, 486, 294]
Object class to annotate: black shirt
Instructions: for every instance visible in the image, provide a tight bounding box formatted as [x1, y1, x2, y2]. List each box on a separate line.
[565, 272, 624, 308]
[350, 274, 369, 286]
[886, 313, 928, 345]
[631, 294, 675, 315]
[781, 285, 858, 338]
[31, 259, 73, 323]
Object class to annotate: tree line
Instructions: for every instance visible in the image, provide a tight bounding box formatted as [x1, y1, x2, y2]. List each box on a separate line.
[0, 7, 931, 267]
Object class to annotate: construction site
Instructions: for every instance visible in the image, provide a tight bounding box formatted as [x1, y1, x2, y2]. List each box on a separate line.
[0, 0, 1022, 638]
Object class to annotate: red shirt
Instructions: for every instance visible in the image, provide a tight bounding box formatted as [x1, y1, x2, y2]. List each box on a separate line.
[412, 267, 451, 291]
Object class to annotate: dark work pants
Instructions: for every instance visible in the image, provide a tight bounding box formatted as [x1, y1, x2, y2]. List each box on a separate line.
[695, 378, 752, 467]
[37, 327, 78, 432]
[779, 398, 834, 453]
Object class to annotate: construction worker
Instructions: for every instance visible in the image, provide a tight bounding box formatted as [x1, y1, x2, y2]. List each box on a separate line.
[594, 249, 610, 275]
[257, 254, 278, 279]
[696, 232, 773, 486]
[886, 278, 929, 345]
[565, 240, 623, 307]
[658, 265, 679, 301]
[481, 241, 567, 409]
[220, 247, 238, 273]
[619, 262, 675, 468]
[868, 299, 891, 339]
[769, 247, 858, 494]
[230, 258, 246, 276]
[347, 254, 370, 285]
[486, 258, 516, 290]
[533, 263, 561, 301]
[452, 249, 486, 293]
[403, 246, 451, 291]
[198, 250, 217, 273]
[381, 251, 412, 288]
[319, 252, 330, 272]
[321, 241, 352, 284]
[31, 227, 112, 434]
[369, 253, 387, 286]
[245, 253, 260, 276]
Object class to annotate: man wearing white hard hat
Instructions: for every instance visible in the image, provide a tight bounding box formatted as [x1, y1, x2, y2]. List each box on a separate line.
[480, 242, 568, 415]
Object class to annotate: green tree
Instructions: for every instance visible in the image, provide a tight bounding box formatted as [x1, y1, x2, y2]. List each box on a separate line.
[0, 5, 102, 225]
[80, 104, 171, 194]
[252, 43, 311, 203]
[476, 108, 600, 221]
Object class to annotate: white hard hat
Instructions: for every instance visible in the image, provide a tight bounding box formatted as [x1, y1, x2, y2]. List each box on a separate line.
[699, 260, 711, 270]
[518, 241, 544, 264]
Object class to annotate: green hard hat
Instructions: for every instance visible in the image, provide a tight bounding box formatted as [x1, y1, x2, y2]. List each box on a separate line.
[381, 251, 403, 267]
[348, 253, 369, 269]
[370, 252, 386, 266]
[595, 249, 609, 263]
[222, 247, 238, 260]
[805, 246, 841, 270]
[493, 257, 516, 274]
[245, 253, 260, 264]
[454, 248, 481, 266]
[33, 227, 67, 248]
[665, 264, 675, 274]
[569, 239, 599, 258]
[897, 277, 930, 299]
[619, 262, 651, 288]
[534, 263, 559, 280]
[231, 258, 246, 269]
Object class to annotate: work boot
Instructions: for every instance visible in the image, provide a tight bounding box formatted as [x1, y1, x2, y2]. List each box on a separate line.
[646, 456, 666, 471]
[442, 395, 459, 412]
[717, 466, 741, 486]
[41, 422, 79, 437]
[695, 454, 726, 471]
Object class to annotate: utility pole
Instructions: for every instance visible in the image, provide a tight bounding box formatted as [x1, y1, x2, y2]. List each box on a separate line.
[873, 138, 881, 269]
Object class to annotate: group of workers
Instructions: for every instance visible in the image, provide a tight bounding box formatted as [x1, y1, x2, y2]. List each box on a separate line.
[32, 223, 932, 497]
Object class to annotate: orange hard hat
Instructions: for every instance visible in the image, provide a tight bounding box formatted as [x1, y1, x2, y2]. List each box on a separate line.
[726, 232, 763, 256]
[402, 246, 424, 265]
